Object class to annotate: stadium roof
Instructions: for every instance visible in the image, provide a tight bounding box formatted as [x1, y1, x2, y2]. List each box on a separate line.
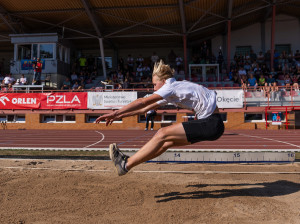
[0, 0, 299, 51]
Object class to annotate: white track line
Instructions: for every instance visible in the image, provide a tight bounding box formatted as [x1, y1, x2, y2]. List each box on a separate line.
[1, 166, 300, 174]
[0, 147, 299, 152]
[83, 131, 105, 148]
[238, 133, 300, 149]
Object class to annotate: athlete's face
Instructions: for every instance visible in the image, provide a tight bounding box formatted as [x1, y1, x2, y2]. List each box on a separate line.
[152, 75, 165, 91]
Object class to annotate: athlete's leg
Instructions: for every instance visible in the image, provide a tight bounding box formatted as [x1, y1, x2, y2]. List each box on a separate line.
[126, 123, 189, 170]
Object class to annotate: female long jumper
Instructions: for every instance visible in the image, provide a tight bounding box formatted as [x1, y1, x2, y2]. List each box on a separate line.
[95, 60, 224, 176]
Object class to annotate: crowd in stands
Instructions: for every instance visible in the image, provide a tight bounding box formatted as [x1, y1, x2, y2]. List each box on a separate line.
[1, 45, 300, 96]
[226, 49, 300, 94]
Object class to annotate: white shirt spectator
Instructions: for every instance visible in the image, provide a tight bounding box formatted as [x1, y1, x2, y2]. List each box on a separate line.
[117, 72, 124, 82]
[20, 76, 27, 85]
[238, 68, 247, 76]
[3, 75, 15, 85]
[154, 78, 216, 119]
[176, 56, 183, 66]
[71, 73, 78, 82]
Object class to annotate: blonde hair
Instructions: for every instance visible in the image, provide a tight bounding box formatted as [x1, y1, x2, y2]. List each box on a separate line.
[152, 60, 175, 80]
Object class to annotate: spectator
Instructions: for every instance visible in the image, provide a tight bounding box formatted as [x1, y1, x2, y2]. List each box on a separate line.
[217, 50, 224, 73]
[136, 54, 144, 67]
[79, 55, 87, 69]
[283, 74, 292, 89]
[257, 51, 265, 66]
[238, 66, 247, 77]
[291, 74, 299, 91]
[273, 50, 280, 70]
[248, 73, 257, 89]
[266, 74, 276, 86]
[127, 54, 134, 73]
[232, 74, 241, 86]
[241, 75, 248, 91]
[175, 55, 183, 72]
[61, 77, 71, 90]
[118, 57, 124, 71]
[70, 72, 78, 84]
[145, 109, 157, 131]
[264, 50, 271, 70]
[250, 50, 257, 62]
[151, 52, 159, 69]
[258, 74, 266, 88]
[117, 70, 124, 83]
[33, 58, 42, 85]
[72, 81, 79, 90]
[168, 49, 177, 68]
[20, 74, 27, 85]
[3, 73, 15, 86]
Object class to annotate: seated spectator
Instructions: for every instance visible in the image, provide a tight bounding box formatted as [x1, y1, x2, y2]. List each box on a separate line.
[136, 64, 144, 80]
[3, 73, 15, 86]
[143, 64, 151, 77]
[117, 71, 124, 83]
[241, 75, 248, 91]
[247, 73, 257, 89]
[136, 54, 144, 67]
[266, 74, 276, 86]
[291, 74, 299, 91]
[244, 62, 251, 71]
[70, 72, 78, 84]
[257, 51, 265, 65]
[176, 55, 183, 72]
[283, 74, 292, 89]
[72, 81, 79, 90]
[238, 66, 246, 77]
[263, 82, 271, 98]
[61, 78, 71, 90]
[232, 74, 241, 86]
[20, 74, 27, 85]
[258, 74, 266, 90]
[115, 82, 123, 89]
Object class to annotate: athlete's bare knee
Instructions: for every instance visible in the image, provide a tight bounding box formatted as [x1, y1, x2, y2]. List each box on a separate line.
[153, 128, 168, 142]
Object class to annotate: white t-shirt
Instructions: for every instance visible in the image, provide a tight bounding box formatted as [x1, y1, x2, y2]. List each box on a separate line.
[154, 78, 217, 119]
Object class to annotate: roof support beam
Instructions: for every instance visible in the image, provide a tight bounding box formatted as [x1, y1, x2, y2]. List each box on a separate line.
[81, 0, 103, 37]
[178, 0, 186, 34]
[103, 9, 181, 38]
[187, 0, 221, 33]
[0, 6, 17, 33]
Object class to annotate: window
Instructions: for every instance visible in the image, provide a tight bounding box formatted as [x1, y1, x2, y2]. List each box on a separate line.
[18, 44, 32, 60]
[40, 44, 54, 59]
[42, 114, 76, 123]
[139, 113, 176, 123]
[236, 46, 251, 57]
[245, 113, 263, 122]
[86, 114, 122, 123]
[163, 114, 176, 122]
[0, 114, 25, 123]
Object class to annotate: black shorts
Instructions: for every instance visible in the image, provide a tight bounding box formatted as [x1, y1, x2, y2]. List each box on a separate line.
[182, 113, 224, 144]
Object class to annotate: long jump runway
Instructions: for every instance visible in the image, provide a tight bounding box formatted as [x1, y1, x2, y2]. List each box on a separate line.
[0, 129, 299, 152]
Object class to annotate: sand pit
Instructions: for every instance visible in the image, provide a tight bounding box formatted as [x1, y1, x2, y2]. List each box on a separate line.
[0, 159, 300, 224]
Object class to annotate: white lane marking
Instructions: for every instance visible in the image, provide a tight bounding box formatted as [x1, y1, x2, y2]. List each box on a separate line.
[0, 147, 299, 152]
[238, 133, 300, 149]
[83, 131, 105, 148]
[1, 166, 300, 174]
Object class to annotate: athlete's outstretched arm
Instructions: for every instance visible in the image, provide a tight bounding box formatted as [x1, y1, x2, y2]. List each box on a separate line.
[95, 94, 162, 126]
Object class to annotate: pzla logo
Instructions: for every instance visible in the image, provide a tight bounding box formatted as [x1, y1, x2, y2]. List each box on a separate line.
[47, 95, 81, 104]
[0, 96, 10, 106]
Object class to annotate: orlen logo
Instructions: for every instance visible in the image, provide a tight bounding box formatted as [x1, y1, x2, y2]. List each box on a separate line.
[47, 95, 81, 104]
[0, 96, 10, 106]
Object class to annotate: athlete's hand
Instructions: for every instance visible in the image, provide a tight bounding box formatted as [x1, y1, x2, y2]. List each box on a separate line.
[95, 111, 120, 126]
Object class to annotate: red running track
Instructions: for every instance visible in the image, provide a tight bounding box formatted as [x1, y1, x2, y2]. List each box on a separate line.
[0, 129, 299, 151]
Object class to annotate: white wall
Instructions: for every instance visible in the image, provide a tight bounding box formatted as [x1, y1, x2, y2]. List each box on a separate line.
[212, 14, 300, 59]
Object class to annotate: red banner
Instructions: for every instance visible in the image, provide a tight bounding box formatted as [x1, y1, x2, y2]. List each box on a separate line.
[0, 92, 87, 110]
[40, 92, 87, 109]
[0, 93, 41, 109]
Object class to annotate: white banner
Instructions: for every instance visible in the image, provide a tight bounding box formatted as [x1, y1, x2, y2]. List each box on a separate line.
[215, 90, 244, 108]
[88, 92, 137, 109]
